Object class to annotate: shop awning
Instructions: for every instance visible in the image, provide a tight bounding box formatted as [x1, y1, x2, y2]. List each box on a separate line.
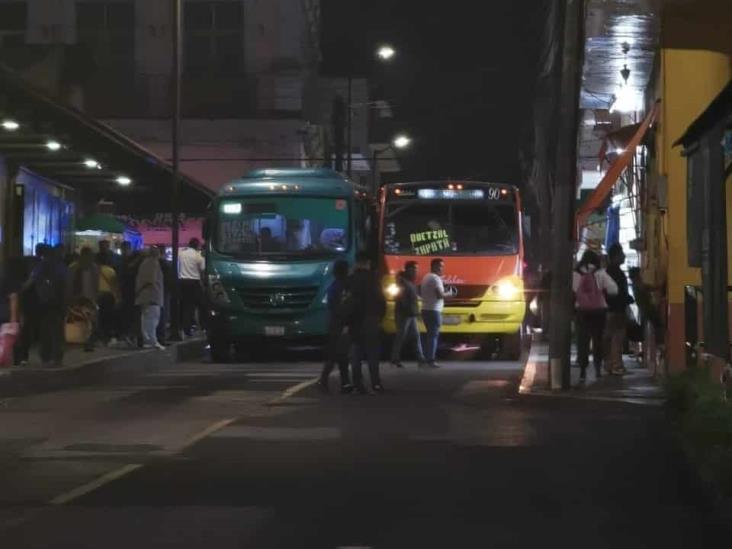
[0, 64, 213, 214]
[576, 101, 660, 229]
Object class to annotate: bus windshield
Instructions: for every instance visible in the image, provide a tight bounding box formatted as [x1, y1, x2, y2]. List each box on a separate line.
[215, 196, 349, 259]
[383, 200, 518, 256]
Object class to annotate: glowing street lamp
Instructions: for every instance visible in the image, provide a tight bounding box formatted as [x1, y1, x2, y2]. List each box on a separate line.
[392, 134, 412, 149]
[46, 140, 62, 151]
[116, 175, 132, 186]
[2, 119, 20, 131]
[376, 45, 396, 61]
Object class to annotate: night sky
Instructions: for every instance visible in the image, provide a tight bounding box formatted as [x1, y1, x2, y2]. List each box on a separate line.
[321, 0, 545, 187]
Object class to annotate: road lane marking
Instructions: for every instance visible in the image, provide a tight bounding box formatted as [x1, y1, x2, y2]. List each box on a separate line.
[49, 464, 143, 505]
[267, 376, 319, 406]
[179, 417, 237, 450]
[209, 426, 339, 441]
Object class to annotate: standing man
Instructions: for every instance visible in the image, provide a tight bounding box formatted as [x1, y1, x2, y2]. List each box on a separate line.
[347, 252, 386, 393]
[15, 243, 46, 365]
[135, 247, 165, 350]
[420, 258, 445, 368]
[31, 246, 68, 367]
[604, 243, 634, 375]
[178, 238, 205, 336]
[390, 261, 426, 368]
[318, 259, 353, 393]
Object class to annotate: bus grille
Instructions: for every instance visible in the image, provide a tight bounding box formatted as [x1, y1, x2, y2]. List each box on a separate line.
[236, 287, 318, 310]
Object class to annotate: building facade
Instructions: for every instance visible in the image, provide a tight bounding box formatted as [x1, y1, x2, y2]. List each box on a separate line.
[0, 0, 325, 192]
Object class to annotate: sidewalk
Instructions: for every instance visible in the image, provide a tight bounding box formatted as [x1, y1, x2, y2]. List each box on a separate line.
[519, 336, 665, 406]
[0, 337, 207, 397]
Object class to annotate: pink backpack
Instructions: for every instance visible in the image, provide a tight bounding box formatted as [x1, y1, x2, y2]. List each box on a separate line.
[576, 271, 606, 311]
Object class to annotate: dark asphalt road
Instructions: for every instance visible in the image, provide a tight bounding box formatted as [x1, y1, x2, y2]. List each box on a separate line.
[1, 354, 726, 548]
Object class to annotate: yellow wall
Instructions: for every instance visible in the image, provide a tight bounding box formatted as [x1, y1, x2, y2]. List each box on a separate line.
[659, 48, 731, 305]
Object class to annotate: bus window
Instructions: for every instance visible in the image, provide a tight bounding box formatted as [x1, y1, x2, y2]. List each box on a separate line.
[216, 197, 349, 258]
[383, 201, 518, 256]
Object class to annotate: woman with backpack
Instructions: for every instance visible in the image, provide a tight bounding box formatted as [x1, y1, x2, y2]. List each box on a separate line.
[572, 250, 618, 382]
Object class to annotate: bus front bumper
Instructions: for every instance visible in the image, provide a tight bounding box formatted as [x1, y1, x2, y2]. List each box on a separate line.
[208, 307, 330, 341]
[382, 300, 525, 335]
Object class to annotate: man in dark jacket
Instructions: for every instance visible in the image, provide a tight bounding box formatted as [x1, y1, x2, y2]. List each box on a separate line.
[604, 243, 634, 375]
[318, 259, 353, 393]
[15, 243, 46, 365]
[29, 246, 68, 367]
[347, 252, 386, 393]
[390, 261, 426, 368]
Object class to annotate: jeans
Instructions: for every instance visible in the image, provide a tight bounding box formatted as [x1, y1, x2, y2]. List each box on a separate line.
[141, 304, 161, 347]
[575, 310, 605, 377]
[350, 322, 381, 389]
[604, 311, 627, 372]
[391, 314, 425, 363]
[421, 310, 442, 363]
[180, 279, 203, 334]
[39, 308, 64, 365]
[320, 322, 351, 387]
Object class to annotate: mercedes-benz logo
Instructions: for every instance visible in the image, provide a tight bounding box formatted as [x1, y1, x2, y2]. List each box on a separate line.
[445, 285, 459, 298]
[269, 293, 287, 307]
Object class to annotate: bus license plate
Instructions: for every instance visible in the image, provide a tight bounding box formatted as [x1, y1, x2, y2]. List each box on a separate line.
[442, 315, 461, 326]
[265, 326, 285, 336]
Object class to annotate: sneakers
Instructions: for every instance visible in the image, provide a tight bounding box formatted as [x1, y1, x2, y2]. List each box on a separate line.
[372, 383, 385, 393]
[391, 361, 405, 368]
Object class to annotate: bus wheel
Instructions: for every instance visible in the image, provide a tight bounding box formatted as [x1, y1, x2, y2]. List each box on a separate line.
[209, 333, 231, 363]
[500, 332, 523, 361]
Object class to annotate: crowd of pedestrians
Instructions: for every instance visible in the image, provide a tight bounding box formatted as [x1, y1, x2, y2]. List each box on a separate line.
[318, 254, 445, 395]
[0, 237, 206, 368]
[572, 242, 637, 381]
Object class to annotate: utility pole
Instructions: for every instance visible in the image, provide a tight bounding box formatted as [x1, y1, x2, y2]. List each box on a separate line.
[169, 0, 182, 341]
[346, 75, 352, 176]
[549, 0, 584, 390]
[333, 95, 345, 172]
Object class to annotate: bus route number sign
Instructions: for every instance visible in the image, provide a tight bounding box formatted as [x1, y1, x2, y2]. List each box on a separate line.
[487, 187, 502, 200]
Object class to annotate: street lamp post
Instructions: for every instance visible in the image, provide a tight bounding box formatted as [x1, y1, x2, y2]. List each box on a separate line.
[372, 133, 411, 192]
[346, 44, 396, 178]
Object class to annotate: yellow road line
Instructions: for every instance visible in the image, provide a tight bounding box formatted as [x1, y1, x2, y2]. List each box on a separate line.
[267, 377, 319, 406]
[49, 464, 143, 505]
[179, 417, 237, 450]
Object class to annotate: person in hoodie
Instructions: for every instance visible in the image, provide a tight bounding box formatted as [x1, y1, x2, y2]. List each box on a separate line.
[135, 246, 165, 350]
[572, 249, 618, 381]
[346, 251, 386, 394]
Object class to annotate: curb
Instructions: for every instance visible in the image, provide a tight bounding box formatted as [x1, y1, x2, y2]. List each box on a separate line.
[0, 338, 207, 397]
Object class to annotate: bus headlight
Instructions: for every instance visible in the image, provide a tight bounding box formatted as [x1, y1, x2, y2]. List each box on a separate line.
[492, 278, 522, 300]
[385, 282, 401, 299]
[208, 273, 231, 305]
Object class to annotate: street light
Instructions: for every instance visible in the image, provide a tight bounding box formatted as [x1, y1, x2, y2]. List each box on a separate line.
[372, 133, 411, 191]
[376, 45, 396, 61]
[345, 44, 398, 176]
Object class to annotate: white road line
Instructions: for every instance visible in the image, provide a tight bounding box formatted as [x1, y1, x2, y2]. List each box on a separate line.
[49, 464, 143, 505]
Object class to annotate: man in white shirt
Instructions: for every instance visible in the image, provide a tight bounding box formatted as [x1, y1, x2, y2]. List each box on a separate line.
[420, 258, 445, 368]
[178, 238, 205, 336]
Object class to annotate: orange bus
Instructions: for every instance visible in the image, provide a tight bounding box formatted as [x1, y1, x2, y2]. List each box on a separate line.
[378, 181, 525, 359]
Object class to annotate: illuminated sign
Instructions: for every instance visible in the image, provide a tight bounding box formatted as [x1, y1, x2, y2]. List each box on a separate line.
[222, 202, 242, 214]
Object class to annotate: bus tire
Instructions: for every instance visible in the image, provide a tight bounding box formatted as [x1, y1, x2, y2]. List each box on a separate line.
[500, 331, 523, 361]
[209, 332, 231, 363]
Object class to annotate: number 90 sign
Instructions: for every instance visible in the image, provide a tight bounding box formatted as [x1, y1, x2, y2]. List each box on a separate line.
[487, 187, 502, 200]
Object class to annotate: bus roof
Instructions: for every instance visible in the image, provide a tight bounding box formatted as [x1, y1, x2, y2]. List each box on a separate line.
[217, 168, 369, 198]
[383, 180, 519, 191]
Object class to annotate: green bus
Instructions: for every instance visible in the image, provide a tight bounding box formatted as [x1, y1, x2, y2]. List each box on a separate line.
[204, 168, 373, 361]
